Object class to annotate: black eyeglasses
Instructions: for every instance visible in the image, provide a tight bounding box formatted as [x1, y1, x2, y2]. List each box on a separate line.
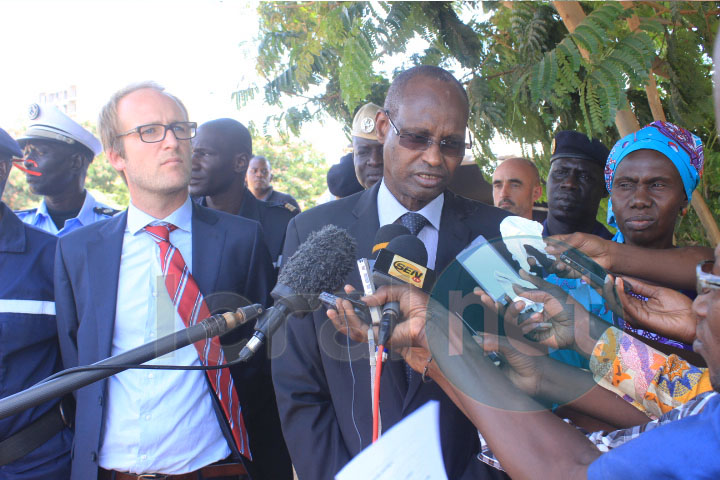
[697, 260, 720, 295]
[116, 122, 197, 143]
[384, 110, 471, 158]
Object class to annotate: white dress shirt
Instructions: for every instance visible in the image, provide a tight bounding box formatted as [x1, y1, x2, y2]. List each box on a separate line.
[98, 196, 230, 474]
[377, 179, 444, 269]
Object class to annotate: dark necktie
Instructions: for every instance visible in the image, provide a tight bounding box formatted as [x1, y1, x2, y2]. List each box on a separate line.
[396, 212, 429, 236]
[394, 212, 429, 386]
[144, 223, 251, 459]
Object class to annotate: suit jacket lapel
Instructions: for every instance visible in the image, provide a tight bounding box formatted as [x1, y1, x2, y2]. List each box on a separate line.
[404, 192, 472, 410]
[87, 211, 127, 359]
[191, 202, 224, 296]
[435, 192, 472, 273]
[345, 183, 381, 288]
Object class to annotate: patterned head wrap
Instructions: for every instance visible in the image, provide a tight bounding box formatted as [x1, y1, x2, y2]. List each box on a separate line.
[604, 121, 704, 243]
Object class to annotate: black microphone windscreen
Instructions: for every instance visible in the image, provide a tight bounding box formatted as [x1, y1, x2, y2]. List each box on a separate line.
[386, 234, 428, 266]
[278, 224, 357, 294]
[372, 224, 410, 258]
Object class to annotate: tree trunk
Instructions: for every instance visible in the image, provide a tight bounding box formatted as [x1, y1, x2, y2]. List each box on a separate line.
[553, 1, 641, 136]
[624, 3, 720, 245]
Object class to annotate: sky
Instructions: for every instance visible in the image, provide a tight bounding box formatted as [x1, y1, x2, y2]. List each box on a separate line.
[0, 0, 519, 165]
[0, 0, 349, 162]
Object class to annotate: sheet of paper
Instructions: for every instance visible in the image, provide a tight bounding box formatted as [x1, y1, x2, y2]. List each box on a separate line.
[335, 401, 448, 480]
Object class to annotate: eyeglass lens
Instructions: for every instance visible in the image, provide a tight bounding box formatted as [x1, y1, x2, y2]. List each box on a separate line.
[139, 123, 196, 142]
[397, 133, 466, 158]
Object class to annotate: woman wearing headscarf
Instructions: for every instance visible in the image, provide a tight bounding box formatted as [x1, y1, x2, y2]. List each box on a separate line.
[604, 121, 704, 351]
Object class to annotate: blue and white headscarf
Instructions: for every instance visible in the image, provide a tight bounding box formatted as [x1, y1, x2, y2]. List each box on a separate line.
[604, 121, 704, 243]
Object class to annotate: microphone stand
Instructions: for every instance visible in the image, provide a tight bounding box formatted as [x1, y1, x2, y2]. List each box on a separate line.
[0, 305, 262, 421]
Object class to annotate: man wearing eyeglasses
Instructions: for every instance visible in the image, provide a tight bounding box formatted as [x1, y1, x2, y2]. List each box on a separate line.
[272, 65, 510, 480]
[15, 104, 119, 236]
[53, 82, 274, 480]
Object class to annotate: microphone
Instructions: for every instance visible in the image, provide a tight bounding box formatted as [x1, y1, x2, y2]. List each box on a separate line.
[371, 224, 410, 259]
[238, 224, 357, 361]
[372, 235, 436, 293]
[0, 305, 264, 421]
[372, 235, 436, 346]
[358, 224, 412, 326]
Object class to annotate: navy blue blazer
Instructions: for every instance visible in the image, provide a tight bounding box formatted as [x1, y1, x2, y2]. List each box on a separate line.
[54, 202, 276, 480]
[272, 183, 510, 480]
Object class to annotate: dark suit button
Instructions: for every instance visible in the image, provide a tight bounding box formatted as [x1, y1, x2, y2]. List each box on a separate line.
[91, 451, 97, 462]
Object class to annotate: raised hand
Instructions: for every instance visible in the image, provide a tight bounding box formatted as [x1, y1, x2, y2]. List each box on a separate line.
[615, 276, 696, 343]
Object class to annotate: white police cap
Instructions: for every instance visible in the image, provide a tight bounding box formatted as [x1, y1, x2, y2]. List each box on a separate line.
[17, 104, 102, 156]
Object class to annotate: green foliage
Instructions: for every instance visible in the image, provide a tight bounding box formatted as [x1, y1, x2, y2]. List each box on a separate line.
[3, 168, 35, 210]
[251, 132, 329, 210]
[247, 0, 720, 244]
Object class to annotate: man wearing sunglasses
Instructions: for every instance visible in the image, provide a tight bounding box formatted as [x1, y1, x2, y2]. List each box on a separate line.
[53, 82, 274, 480]
[273, 65, 509, 480]
[15, 104, 119, 235]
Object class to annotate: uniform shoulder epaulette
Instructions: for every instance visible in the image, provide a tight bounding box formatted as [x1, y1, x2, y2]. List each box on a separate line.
[266, 201, 298, 213]
[94, 206, 121, 217]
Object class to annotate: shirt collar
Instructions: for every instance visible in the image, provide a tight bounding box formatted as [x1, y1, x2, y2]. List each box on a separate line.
[73, 191, 100, 226]
[32, 190, 96, 226]
[127, 196, 193, 235]
[377, 179, 444, 230]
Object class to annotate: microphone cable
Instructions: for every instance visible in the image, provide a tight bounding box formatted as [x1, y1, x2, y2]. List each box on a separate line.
[36, 356, 250, 385]
[372, 344, 384, 443]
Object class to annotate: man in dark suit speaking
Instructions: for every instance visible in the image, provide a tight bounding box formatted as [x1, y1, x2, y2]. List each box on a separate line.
[54, 82, 275, 480]
[272, 65, 510, 479]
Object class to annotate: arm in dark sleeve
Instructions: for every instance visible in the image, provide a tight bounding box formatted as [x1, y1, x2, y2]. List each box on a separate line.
[272, 218, 353, 479]
[246, 223, 275, 307]
[54, 238, 79, 370]
[271, 311, 353, 479]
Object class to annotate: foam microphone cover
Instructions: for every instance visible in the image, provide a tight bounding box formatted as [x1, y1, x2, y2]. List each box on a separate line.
[273, 224, 357, 310]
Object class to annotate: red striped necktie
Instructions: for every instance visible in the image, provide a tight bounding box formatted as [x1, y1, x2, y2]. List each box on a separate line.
[144, 223, 250, 459]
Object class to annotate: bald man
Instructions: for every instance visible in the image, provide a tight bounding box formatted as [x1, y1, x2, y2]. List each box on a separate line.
[492, 157, 542, 219]
[190, 119, 297, 268]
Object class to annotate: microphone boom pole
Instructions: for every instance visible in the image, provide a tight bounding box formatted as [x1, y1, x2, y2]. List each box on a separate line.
[0, 305, 263, 421]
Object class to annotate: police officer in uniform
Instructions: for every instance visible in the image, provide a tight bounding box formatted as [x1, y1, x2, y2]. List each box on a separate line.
[246, 155, 300, 212]
[325, 102, 384, 198]
[190, 118, 298, 268]
[350, 102, 383, 189]
[0, 128, 72, 479]
[15, 104, 118, 235]
[544, 130, 613, 239]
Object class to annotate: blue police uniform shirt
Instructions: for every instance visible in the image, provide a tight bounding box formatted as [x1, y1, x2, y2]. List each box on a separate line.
[15, 191, 117, 236]
[541, 219, 614, 370]
[0, 203, 71, 479]
[588, 392, 720, 479]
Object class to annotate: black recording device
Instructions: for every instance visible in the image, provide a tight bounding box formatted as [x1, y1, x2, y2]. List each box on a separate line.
[558, 249, 607, 287]
[523, 243, 607, 287]
[319, 291, 372, 325]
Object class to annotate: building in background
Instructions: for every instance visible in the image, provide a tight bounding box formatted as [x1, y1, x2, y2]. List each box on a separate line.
[37, 85, 78, 118]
